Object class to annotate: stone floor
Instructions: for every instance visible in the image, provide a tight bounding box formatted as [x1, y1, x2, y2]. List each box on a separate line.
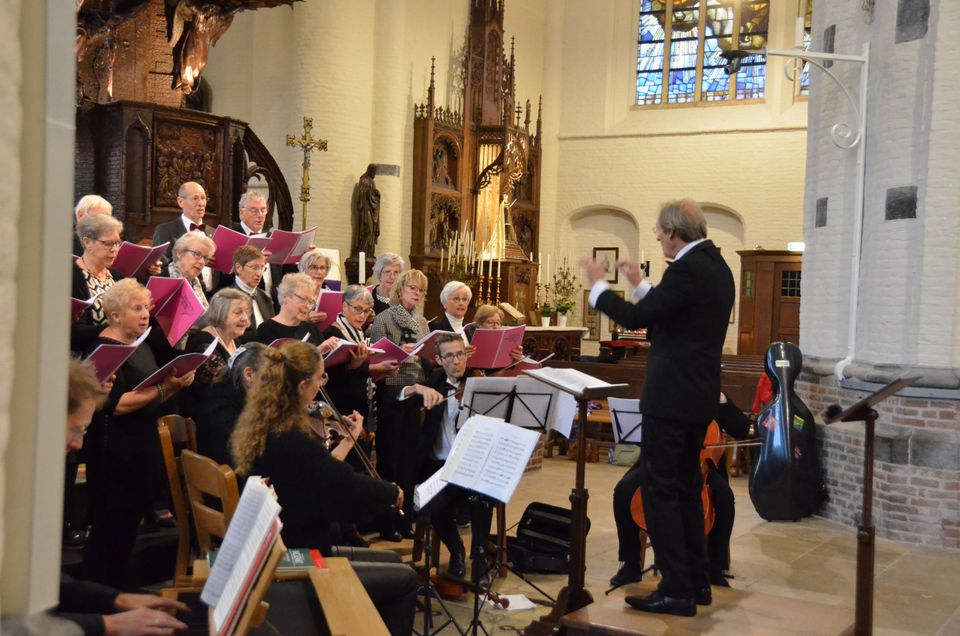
[375, 456, 960, 635]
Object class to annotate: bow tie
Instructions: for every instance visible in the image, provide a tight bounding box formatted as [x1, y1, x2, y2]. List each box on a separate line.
[445, 380, 460, 393]
[189, 223, 206, 232]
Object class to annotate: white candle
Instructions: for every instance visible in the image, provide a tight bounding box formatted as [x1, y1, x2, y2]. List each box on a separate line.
[439, 247, 444, 272]
[497, 257, 502, 280]
[359, 251, 366, 283]
[529, 252, 533, 262]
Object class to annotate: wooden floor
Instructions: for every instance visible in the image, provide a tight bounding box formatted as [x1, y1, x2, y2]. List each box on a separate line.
[561, 581, 853, 635]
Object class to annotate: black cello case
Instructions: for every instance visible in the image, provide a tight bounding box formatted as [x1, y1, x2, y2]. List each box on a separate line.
[749, 341, 824, 521]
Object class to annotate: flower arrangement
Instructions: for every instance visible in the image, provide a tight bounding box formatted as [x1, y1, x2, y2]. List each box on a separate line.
[539, 302, 554, 317]
[551, 257, 579, 315]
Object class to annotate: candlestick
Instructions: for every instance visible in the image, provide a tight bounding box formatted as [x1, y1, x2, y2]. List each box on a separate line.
[497, 258, 501, 280]
[439, 247, 444, 272]
[359, 251, 365, 283]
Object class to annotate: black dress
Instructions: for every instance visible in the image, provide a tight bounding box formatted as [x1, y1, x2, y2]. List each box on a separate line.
[321, 324, 371, 418]
[195, 379, 244, 467]
[254, 319, 323, 346]
[180, 331, 231, 423]
[82, 337, 165, 587]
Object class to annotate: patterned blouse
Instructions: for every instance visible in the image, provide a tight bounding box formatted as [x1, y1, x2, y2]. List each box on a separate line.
[82, 269, 116, 324]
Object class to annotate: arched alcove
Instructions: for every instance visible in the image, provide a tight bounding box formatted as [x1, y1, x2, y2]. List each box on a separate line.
[700, 202, 746, 353]
[563, 205, 641, 342]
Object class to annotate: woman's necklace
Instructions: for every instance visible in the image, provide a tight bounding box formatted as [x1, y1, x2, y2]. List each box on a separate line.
[80, 253, 108, 281]
[211, 326, 236, 355]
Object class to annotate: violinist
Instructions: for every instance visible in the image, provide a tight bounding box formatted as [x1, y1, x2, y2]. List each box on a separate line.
[582, 198, 735, 617]
[409, 333, 494, 578]
[229, 341, 418, 636]
[611, 393, 751, 591]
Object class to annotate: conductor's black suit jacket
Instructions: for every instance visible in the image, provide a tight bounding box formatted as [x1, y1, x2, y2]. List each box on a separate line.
[594, 240, 734, 424]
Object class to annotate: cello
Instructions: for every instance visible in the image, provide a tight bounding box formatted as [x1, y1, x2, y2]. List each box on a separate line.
[629, 420, 722, 535]
[748, 341, 824, 521]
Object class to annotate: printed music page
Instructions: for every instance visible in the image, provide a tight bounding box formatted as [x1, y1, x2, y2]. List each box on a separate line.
[413, 465, 448, 511]
[441, 415, 540, 503]
[523, 366, 613, 396]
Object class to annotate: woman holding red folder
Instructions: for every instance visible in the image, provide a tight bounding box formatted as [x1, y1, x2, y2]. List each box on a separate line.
[82, 279, 195, 587]
[368, 269, 444, 539]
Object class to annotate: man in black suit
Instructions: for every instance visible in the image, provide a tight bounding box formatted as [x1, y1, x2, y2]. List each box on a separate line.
[231, 190, 285, 309]
[152, 180, 219, 294]
[582, 198, 734, 617]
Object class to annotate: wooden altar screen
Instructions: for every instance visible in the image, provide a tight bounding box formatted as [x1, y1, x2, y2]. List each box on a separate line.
[410, 0, 543, 320]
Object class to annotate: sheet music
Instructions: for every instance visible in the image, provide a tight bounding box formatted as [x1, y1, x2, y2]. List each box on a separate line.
[202, 476, 279, 608]
[523, 367, 613, 395]
[413, 466, 448, 511]
[608, 396, 643, 444]
[441, 415, 540, 503]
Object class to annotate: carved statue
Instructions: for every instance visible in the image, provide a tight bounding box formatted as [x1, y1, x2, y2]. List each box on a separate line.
[353, 164, 381, 255]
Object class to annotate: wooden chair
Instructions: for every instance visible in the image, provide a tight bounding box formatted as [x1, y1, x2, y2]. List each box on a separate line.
[157, 416, 197, 586]
[181, 449, 240, 555]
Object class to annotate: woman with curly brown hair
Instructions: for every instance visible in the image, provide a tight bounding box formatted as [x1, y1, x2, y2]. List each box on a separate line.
[229, 341, 417, 636]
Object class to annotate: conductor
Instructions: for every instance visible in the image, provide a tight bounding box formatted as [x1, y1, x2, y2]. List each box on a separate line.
[580, 198, 734, 617]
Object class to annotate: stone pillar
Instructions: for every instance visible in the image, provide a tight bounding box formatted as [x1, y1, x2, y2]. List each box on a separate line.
[291, 0, 376, 246]
[799, 0, 960, 549]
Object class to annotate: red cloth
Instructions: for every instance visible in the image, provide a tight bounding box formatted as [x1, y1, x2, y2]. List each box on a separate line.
[752, 374, 773, 414]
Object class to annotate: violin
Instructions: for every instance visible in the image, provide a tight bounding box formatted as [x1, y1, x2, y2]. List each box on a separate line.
[628, 420, 721, 535]
[748, 341, 823, 521]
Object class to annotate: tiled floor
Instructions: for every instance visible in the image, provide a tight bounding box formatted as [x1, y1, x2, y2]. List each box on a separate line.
[380, 456, 960, 635]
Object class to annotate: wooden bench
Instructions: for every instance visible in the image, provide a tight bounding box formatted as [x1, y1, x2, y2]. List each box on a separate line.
[561, 582, 853, 635]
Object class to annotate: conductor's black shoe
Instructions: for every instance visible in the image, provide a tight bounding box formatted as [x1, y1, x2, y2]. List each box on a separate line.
[609, 562, 643, 587]
[447, 549, 466, 579]
[695, 585, 712, 606]
[625, 590, 696, 617]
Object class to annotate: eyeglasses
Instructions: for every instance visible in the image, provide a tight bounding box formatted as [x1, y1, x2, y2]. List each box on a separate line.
[346, 303, 373, 315]
[405, 285, 426, 295]
[243, 207, 268, 216]
[243, 263, 265, 272]
[439, 351, 468, 362]
[483, 321, 503, 328]
[96, 239, 123, 249]
[307, 265, 328, 273]
[184, 249, 211, 262]
[292, 292, 314, 306]
[448, 296, 471, 304]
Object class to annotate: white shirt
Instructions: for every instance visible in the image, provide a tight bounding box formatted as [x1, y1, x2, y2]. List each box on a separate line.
[235, 278, 264, 326]
[434, 377, 461, 460]
[588, 239, 707, 306]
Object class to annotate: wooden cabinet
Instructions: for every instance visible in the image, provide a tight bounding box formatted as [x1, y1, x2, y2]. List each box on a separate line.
[736, 250, 802, 355]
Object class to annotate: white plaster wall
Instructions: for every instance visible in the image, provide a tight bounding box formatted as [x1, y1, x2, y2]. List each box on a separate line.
[205, 1, 550, 270]
[801, 0, 960, 373]
[550, 0, 807, 353]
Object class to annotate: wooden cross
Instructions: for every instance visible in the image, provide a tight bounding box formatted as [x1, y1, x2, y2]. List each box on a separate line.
[286, 117, 328, 230]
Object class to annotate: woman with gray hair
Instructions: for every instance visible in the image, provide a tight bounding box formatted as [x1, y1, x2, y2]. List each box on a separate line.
[72, 213, 125, 325]
[167, 232, 216, 308]
[182, 288, 253, 417]
[299, 248, 334, 325]
[255, 273, 338, 354]
[372, 252, 405, 315]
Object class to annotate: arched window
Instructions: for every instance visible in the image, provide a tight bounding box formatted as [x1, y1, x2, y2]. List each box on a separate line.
[636, 0, 770, 105]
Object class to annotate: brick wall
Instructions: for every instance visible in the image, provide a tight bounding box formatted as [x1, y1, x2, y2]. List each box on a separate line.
[798, 375, 960, 550]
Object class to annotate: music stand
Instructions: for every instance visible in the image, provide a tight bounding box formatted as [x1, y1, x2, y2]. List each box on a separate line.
[455, 377, 561, 632]
[518, 368, 630, 635]
[412, 503, 466, 636]
[608, 396, 643, 445]
[823, 374, 919, 636]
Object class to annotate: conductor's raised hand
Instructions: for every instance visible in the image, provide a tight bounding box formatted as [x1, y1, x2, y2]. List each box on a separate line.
[579, 257, 606, 286]
[616, 259, 645, 287]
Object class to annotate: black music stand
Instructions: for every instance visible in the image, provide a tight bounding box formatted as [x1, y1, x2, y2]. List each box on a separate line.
[456, 377, 559, 633]
[518, 368, 630, 635]
[823, 375, 919, 636]
[413, 503, 466, 636]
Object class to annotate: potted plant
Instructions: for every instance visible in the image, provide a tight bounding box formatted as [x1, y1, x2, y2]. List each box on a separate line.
[552, 258, 579, 328]
[539, 302, 554, 327]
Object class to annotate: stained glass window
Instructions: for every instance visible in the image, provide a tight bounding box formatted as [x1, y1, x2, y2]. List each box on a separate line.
[636, 0, 769, 106]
